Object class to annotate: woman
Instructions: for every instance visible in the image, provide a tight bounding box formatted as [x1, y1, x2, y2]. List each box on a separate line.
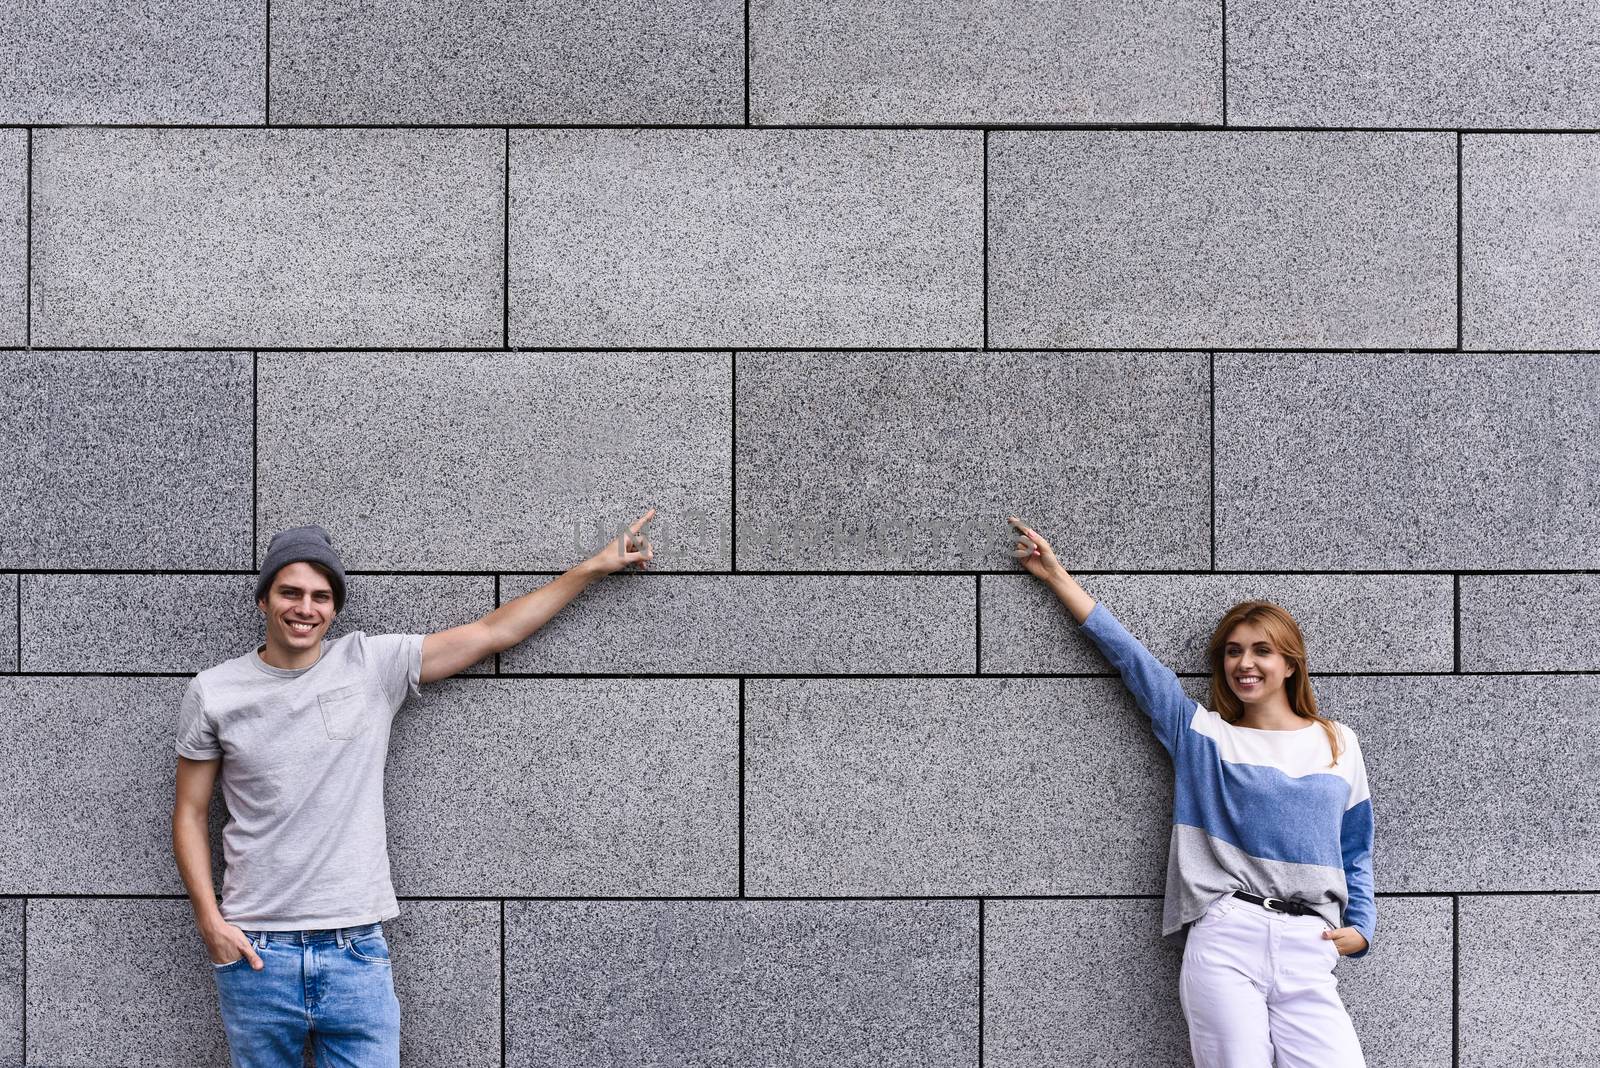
[1008, 517, 1373, 1068]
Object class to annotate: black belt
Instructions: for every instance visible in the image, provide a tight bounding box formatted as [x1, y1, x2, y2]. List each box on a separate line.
[1232, 890, 1318, 917]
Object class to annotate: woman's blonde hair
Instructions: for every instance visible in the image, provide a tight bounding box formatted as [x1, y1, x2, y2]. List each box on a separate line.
[1206, 601, 1342, 767]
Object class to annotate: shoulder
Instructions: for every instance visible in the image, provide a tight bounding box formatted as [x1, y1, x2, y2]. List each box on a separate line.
[330, 631, 416, 655]
[191, 650, 253, 693]
[326, 631, 421, 669]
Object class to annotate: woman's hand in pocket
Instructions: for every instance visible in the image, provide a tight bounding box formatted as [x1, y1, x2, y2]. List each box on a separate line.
[1322, 927, 1368, 956]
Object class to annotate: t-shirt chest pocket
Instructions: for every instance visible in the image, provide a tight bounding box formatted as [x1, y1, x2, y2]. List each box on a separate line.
[318, 684, 374, 741]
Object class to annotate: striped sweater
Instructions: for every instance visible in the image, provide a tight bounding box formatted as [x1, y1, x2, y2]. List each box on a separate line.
[1081, 602, 1376, 959]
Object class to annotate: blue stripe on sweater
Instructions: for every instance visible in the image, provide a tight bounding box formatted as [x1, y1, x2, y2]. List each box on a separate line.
[1173, 730, 1350, 870]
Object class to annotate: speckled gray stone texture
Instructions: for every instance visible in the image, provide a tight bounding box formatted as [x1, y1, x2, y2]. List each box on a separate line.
[272, 0, 741, 124]
[0, 901, 18, 1067]
[258, 350, 729, 570]
[20, 572, 495, 673]
[1339, 897, 1454, 1068]
[510, 130, 982, 348]
[0, 575, 14, 673]
[736, 350, 1209, 570]
[1464, 136, 1600, 350]
[24, 898, 230, 1066]
[0, 350, 252, 569]
[0, 130, 22, 347]
[504, 900, 978, 1068]
[1460, 574, 1600, 672]
[1215, 352, 1600, 570]
[0, 0, 263, 124]
[750, 0, 1219, 124]
[1459, 895, 1600, 1068]
[32, 128, 503, 348]
[387, 678, 737, 896]
[981, 573, 1454, 674]
[985, 899, 1188, 1066]
[988, 131, 1456, 349]
[1323, 676, 1600, 891]
[386, 900, 501, 1068]
[0, 677, 229, 893]
[1229, 0, 1600, 128]
[744, 677, 1176, 895]
[497, 573, 975, 674]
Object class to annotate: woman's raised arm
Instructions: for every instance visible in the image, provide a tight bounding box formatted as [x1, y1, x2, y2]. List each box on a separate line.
[1009, 517, 1197, 755]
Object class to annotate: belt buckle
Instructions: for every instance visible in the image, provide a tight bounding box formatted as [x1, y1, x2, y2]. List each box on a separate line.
[1261, 896, 1285, 913]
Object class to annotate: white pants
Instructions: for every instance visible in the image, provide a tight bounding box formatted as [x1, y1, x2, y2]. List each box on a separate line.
[1179, 894, 1366, 1068]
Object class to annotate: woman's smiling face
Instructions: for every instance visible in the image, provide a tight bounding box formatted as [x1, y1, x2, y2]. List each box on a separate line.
[1222, 620, 1296, 705]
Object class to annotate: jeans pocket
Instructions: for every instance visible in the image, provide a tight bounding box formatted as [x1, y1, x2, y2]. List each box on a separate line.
[319, 685, 371, 740]
[347, 931, 392, 965]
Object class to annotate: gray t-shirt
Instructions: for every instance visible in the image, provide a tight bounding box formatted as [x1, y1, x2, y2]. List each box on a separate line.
[176, 631, 424, 930]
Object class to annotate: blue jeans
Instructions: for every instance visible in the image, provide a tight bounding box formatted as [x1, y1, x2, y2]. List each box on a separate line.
[210, 922, 400, 1067]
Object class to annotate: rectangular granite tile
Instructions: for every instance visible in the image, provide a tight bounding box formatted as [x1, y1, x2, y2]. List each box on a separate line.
[1459, 895, 1600, 1068]
[988, 131, 1456, 349]
[386, 678, 738, 896]
[0, 351, 252, 569]
[0, 130, 22, 347]
[1323, 676, 1600, 891]
[258, 350, 730, 570]
[385, 900, 501, 1068]
[1460, 574, 1600, 672]
[981, 573, 1454, 675]
[509, 129, 983, 348]
[272, 0, 742, 123]
[750, 0, 1220, 124]
[0, 0, 263, 124]
[744, 677, 1176, 895]
[497, 573, 976, 674]
[1463, 135, 1600, 350]
[986, 896, 1451, 1068]
[0, 677, 210, 894]
[32, 128, 503, 348]
[1229, 0, 1600, 129]
[984, 900, 1188, 1067]
[1214, 352, 1600, 570]
[504, 900, 978, 1068]
[20, 573, 496, 674]
[25, 898, 230, 1066]
[736, 350, 1209, 570]
[1338, 897, 1455, 1068]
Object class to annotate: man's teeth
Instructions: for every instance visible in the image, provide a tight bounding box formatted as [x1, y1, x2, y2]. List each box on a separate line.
[289, 621, 314, 632]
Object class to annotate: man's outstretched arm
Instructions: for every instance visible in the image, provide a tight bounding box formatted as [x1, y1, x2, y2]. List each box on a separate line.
[420, 508, 655, 684]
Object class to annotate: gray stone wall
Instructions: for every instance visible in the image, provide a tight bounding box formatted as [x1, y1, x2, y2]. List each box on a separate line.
[2, 2, 1597, 1065]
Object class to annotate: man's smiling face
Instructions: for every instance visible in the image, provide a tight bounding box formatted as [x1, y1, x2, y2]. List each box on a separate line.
[258, 561, 336, 654]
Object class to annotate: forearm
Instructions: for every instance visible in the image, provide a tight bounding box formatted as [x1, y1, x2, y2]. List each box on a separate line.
[1046, 571, 1096, 624]
[482, 560, 603, 652]
[172, 809, 224, 930]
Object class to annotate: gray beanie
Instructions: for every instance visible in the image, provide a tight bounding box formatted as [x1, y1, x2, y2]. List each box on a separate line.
[256, 525, 347, 611]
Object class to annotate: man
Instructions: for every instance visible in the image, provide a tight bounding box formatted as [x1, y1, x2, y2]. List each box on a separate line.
[171, 512, 654, 1065]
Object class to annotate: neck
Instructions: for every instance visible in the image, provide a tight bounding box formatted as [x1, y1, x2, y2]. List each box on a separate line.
[259, 635, 322, 671]
[1234, 693, 1300, 729]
